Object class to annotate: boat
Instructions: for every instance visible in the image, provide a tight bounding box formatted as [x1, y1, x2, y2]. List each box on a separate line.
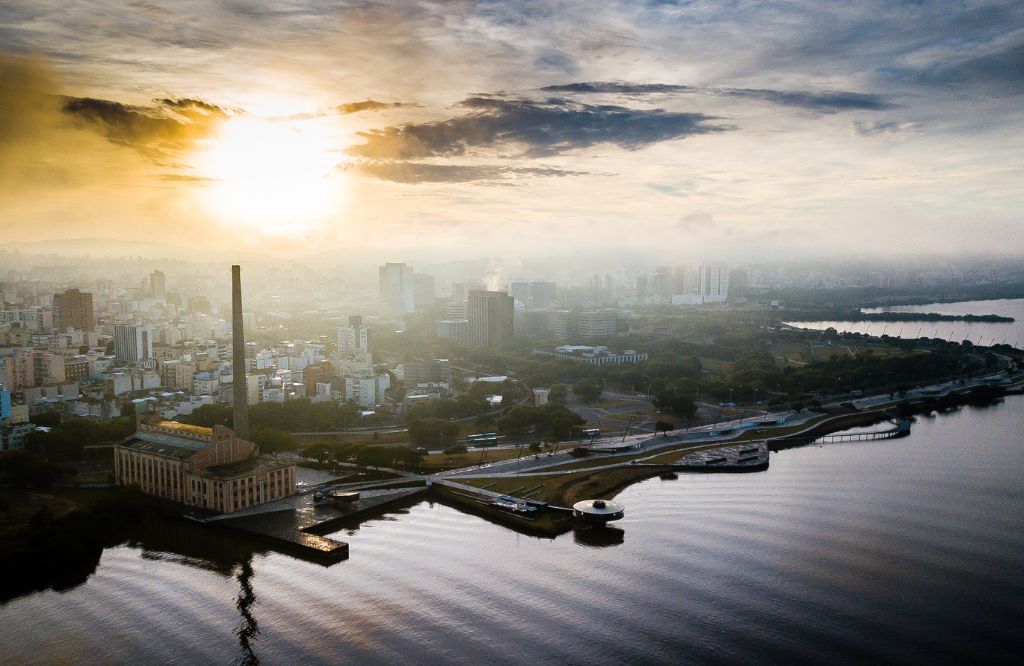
[490, 495, 539, 515]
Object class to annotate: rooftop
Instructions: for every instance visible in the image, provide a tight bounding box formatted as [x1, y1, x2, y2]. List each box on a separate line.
[123, 436, 200, 460]
[151, 420, 213, 437]
[202, 455, 293, 481]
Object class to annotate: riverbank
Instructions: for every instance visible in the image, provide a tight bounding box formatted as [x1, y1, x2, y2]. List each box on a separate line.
[438, 379, 1019, 536]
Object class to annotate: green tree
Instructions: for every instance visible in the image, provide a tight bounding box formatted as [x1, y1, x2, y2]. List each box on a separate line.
[251, 428, 297, 453]
[408, 417, 460, 447]
[572, 378, 604, 404]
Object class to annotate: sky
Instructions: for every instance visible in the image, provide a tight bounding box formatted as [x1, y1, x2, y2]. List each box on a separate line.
[0, 0, 1021, 263]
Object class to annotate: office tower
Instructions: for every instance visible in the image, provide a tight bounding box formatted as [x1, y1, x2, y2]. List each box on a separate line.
[701, 264, 729, 301]
[635, 274, 649, 298]
[509, 281, 530, 305]
[468, 290, 514, 348]
[150, 270, 166, 300]
[52, 288, 95, 331]
[509, 281, 558, 309]
[414, 273, 436, 311]
[337, 315, 369, 355]
[652, 266, 673, 296]
[231, 265, 249, 440]
[113, 324, 153, 363]
[379, 262, 415, 318]
[674, 265, 701, 295]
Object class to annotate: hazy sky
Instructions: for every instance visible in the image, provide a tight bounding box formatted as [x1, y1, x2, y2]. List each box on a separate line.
[0, 1, 1021, 262]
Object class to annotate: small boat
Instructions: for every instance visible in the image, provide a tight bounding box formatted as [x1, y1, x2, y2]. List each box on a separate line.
[329, 490, 360, 504]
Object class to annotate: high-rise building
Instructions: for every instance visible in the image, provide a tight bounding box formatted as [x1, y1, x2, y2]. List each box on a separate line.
[379, 263, 415, 318]
[674, 265, 701, 295]
[1, 349, 35, 391]
[150, 270, 166, 300]
[337, 315, 369, 356]
[114, 324, 153, 364]
[635, 274, 649, 298]
[509, 281, 558, 309]
[669, 264, 730, 304]
[53, 288, 95, 332]
[436, 319, 470, 345]
[652, 266, 674, 297]
[414, 273, 436, 311]
[701, 264, 730, 301]
[468, 290, 514, 348]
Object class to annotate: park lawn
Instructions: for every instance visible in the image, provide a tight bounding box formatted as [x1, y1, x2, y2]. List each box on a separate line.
[453, 467, 662, 506]
[455, 477, 550, 497]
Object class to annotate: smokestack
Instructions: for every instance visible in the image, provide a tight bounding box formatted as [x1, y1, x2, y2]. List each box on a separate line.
[231, 265, 250, 440]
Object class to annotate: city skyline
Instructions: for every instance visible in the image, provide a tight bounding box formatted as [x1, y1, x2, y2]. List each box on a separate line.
[1, 1, 1021, 261]
[2, 4, 1024, 663]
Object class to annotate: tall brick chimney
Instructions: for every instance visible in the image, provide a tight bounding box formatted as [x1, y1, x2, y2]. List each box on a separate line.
[231, 265, 250, 440]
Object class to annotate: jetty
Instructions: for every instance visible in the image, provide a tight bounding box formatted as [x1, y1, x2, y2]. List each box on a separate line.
[817, 418, 910, 443]
[203, 480, 429, 563]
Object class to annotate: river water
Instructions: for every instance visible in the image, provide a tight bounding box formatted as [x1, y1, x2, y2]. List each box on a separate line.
[789, 298, 1024, 348]
[2, 302, 1023, 664]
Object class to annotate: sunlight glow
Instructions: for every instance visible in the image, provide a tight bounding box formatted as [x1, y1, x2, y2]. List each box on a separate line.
[193, 115, 346, 235]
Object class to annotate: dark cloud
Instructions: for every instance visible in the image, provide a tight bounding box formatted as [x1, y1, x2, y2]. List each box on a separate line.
[720, 87, 894, 111]
[347, 161, 585, 184]
[541, 82, 693, 94]
[60, 95, 223, 154]
[543, 81, 894, 112]
[337, 99, 419, 114]
[349, 96, 724, 159]
[158, 97, 230, 116]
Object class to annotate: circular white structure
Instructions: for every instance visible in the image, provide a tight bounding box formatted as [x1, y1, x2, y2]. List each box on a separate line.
[572, 499, 625, 524]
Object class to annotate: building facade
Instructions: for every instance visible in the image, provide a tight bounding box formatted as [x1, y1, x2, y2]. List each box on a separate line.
[114, 324, 154, 364]
[337, 315, 369, 355]
[379, 262, 415, 318]
[150, 270, 166, 300]
[114, 416, 296, 513]
[468, 290, 514, 348]
[53, 288, 95, 332]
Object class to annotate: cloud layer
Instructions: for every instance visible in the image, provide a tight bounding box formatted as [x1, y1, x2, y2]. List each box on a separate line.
[349, 96, 724, 159]
[0, 1, 1022, 259]
[542, 82, 895, 112]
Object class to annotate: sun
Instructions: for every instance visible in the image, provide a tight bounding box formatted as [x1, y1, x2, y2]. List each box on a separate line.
[192, 115, 346, 235]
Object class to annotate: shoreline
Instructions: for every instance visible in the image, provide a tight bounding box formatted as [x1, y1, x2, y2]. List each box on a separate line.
[441, 381, 1018, 537]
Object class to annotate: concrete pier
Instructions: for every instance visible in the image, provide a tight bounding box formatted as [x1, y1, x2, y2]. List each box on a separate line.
[209, 484, 428, 562]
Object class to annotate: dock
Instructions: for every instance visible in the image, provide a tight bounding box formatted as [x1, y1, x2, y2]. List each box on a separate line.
[207, 483, 428, 563]
[816, 419, 910, 442]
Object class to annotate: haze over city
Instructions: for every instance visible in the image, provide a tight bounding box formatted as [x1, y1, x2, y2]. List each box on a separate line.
[2, 3, 1024, 665]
